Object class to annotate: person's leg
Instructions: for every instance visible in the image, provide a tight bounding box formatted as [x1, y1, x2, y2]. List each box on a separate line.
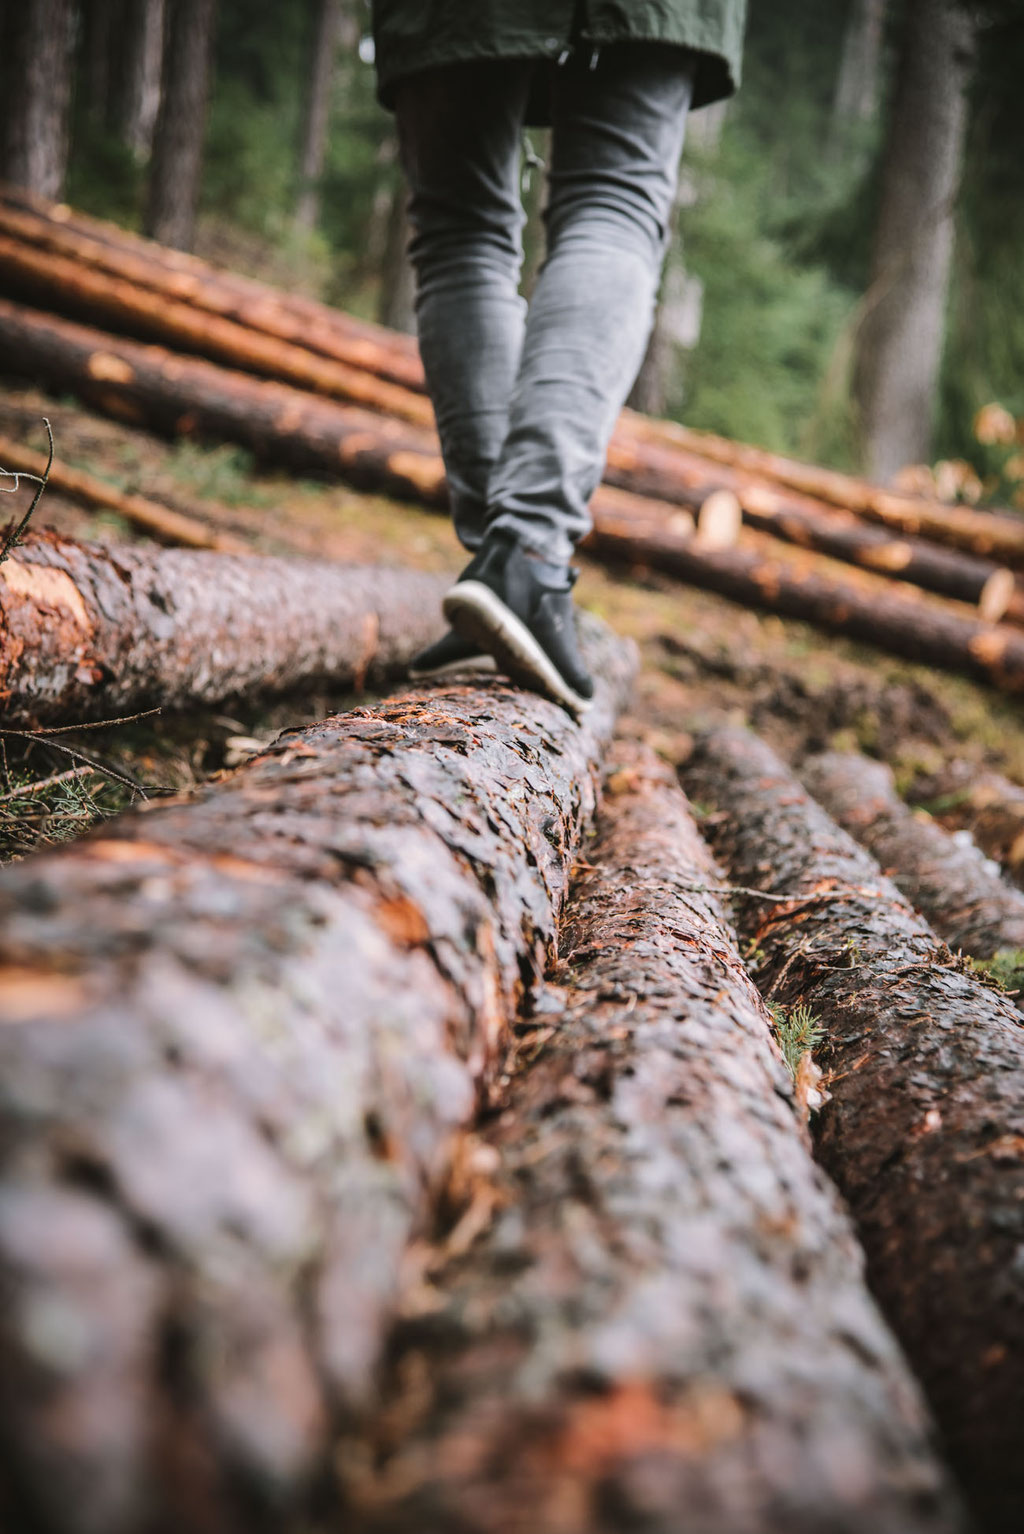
[394, 61, 533, 554]
[485, 44, 696, 564]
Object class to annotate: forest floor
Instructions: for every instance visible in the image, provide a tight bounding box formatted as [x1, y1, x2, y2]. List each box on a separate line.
[3, 380, 1024, 860]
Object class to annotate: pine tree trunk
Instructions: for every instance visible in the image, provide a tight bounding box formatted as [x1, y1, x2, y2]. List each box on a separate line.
[0, 0, 76, 200]
[829, 0, 887, 157]
[293, 0, 351, 233]
[144, 0, 217, 250]
[0, 624, 633, 1534]
[853, 0, 974, 480]
[0, 530, 450, 724]
[118, 0, 166, 161]
[346, 741, 961, 1534]
[685, 726, 1024, 1534]
[376, 181, 416, 335]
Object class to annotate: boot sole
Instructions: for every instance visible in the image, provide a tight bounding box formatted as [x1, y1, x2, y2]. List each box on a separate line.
[408, 652, 497, 681]
[442, 581, 593, 716]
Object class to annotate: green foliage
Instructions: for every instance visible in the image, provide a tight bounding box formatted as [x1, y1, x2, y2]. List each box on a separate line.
[767, 1000, 825, 1078]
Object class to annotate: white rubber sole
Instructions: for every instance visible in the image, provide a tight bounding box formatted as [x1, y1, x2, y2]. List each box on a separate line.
[408, 651, 497, 681]
[442, 580, 592, 716]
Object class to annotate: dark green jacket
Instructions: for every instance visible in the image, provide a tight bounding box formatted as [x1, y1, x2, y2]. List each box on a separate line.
[371, 1, 747, 114]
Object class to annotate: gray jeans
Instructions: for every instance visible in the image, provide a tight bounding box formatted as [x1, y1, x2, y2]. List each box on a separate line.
[395, 46, 695, 564]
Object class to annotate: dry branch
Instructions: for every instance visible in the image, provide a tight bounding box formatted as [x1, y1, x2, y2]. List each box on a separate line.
[802, 751, 1024, 965]
[343, 743, 960, 1534]
[685, 727, 1024, 1534]
[0, 620, 635, 1533]
[0, 433, 245, 551]
[0, 529, 451, 724]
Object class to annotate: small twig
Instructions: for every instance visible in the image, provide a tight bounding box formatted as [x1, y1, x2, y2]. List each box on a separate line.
[26, 707, 163, 735]
[0, 765, 95, 805]
[672, 880, 845, 905]
[0, 418, 54, 563]
[0, 729, 147, 796]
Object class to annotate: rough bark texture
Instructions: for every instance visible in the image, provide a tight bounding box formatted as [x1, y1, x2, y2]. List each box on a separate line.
[621, 412, 1024, 566]
[0, 191, 428, 392]
[684, 727, 1024, 1534]
[343, 743, 961, 1534]
[294, 0, 346, 233]
[0, 300, 449, 505]
[802, 751, 1024, 963]
[0, 233, 435, 426]
[0, 620, 635, 1534]
[589, 509, 1024, 697]
[145, 0, 218, 250]
[853, 0, 974, 478]
[0, 0, 75, 200]
[0, 530, 451, 724]
[0, 433, 246, 552]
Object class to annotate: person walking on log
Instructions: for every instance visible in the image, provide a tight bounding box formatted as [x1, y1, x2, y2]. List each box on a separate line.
[371, 2, 746, 712]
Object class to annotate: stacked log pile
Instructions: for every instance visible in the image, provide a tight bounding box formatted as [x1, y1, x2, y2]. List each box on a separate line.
[4, 188, 1024, 696]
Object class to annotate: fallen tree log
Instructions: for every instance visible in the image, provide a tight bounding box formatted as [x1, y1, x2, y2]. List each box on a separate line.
[620, 410, 1024, 566]
[343, 742, 961, 1534]
[0, 433, 247, 552]
[0, 190, 427, 392]
[0, 529, 450, 724]
[589, 509, 1024, 696]
[684, 727, 1024, 1534]
[915, 767, 1024, 885]
[0, 620, 635, 1534]
[0, 300, 450, 506]
[0, 233, 435, 428]
[801, 751, 1024, 965]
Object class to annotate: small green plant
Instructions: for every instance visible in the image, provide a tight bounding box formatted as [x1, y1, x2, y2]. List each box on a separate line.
[767, 1000, 825, 1079]
[967, 949, 1024, 997]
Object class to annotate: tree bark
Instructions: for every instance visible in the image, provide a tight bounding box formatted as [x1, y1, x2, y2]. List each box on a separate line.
[0, 0, 76, 200]
[144, 0, 217, 251]
[344, 742, 961, 1534]
[0, 432, 247, 551]
[684, 726, 1024, 1534]
[0, 233, 435, 425]
[0, 194, 428, 391]
[829, 0, 887, 157]
[802, 750, 1024, 965]
[914, 766, 1024, 887]
[0, 620, 634, 1534]
[853, 0, 974, 479]
[293, 0, 346, 233]
[0, 529, 452, 724]
[117, 0, 166, 161]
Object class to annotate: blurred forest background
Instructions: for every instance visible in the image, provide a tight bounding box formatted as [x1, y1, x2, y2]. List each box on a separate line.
[0, 0, 1021, 496]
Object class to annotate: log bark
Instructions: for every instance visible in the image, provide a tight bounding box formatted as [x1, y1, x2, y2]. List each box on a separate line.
[0, 433, 247, 552]
[802, 750, 1024, 964]
[144, 0, 218, 251]
[0, 619, 635, 1533]
[343, 742, 961, 1534]
[588, 509, 1024, 696]
[915, 766, 1024, 886]
[0, 300, 449, 506]
[0, 234, 435, 427]
[0, 529, 451, 724]
[684, 726, 1024, 1534]
[0, 191, 428, 392]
